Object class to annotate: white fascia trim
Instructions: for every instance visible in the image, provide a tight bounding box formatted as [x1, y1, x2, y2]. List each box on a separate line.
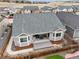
[55, 26, 66, 31]
[17, 33, 28, 37]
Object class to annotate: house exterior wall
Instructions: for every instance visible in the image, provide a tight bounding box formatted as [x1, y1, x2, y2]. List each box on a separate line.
[14, 37, 20, 46]
[14, 35, 32, 47]
[75, 12, 79, 15]
[14, 29, 65, 47]
[66, 26, 74, 38]
[15, 9, 21, 14]
[32, 10, 40, 13]
[73, 29, 79, 40]
[24, 10, 31, 14]
[68, 8, 73, 12]
[65, 26, 79, 40]
[21, 10, 25, 14]
[49, 30, 65, 41]
[20, 10, 40, 14]
[52, 10, 58, 13]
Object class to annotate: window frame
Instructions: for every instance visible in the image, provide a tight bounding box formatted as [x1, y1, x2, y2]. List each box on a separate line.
[19, 36, 28, 43]
[56, 32, 61, 37]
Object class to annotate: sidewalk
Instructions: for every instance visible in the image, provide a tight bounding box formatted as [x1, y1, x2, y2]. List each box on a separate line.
[65, 51, 79, 59]
[6, 37, 33, 57]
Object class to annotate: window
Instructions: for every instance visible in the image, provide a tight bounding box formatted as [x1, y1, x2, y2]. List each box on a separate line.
[20, 37, 27, 42]
[33, 33, 49, 39]
[28, 36, 30, 40]
[53, 33, 55, 37]
[56, 33, 61, 37]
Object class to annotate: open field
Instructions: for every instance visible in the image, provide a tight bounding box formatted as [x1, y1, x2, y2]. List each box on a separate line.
[0, 2, 79, 7]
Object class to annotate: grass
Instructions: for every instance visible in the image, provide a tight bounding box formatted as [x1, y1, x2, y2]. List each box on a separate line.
[45, 55, 64, 59]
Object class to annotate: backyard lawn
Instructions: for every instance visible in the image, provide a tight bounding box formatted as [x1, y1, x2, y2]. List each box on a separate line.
[45, 55, 64, 59]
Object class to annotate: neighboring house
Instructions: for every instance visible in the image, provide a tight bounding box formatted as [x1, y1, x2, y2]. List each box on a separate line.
[8, 8, 16, 14]
[0, 7, 9, 15]
[13, 13, 66, 48]
[56, 6, 75, 13]
[15, 8, 23, 14]
[40, 6, 57, 13]
[12, 0, 31, 3]
[21, 6, 39, 14]
[73, 5, 79, 12]
[57, 12, 79, 40]
[73, 5, 79, 15]
[4, 7, 17, 14]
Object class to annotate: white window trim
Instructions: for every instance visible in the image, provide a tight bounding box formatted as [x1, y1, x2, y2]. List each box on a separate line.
[19, 35, 32, 47]
[56, 31, 63, 37]
[19, 36, 28, 47]
[19, 36, 28, 43]
[55, 31, 64, 39]
[49, 32, 55, 40]
[49, 31, 64, 41]
[56, 32, 61, 37]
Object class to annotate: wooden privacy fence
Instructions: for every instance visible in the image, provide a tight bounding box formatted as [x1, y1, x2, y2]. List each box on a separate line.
[0, 26, 12, 59]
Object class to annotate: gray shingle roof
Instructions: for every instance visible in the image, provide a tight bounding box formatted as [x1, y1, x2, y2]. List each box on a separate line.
[57, 6, 74, 11]
[56, 12, 79, 29]
[41, 6, 55, 11]
[73, 5, 79, 10]
[13, 13, 65, 36]
[22, 6, 39, 11]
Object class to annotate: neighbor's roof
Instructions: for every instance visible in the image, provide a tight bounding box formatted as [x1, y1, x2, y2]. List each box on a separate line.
[73, 5, 79, 10]
[57, 6, 74, 10]
[56, 12, 79, 29]
[22, 6, 39, 11]
[13, 13, 65, 36]
[41, 6, 56, 11]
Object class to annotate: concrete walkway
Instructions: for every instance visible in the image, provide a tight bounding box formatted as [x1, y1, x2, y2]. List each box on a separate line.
[6, 37, 33, 57]
[65, 51, 79, 59]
